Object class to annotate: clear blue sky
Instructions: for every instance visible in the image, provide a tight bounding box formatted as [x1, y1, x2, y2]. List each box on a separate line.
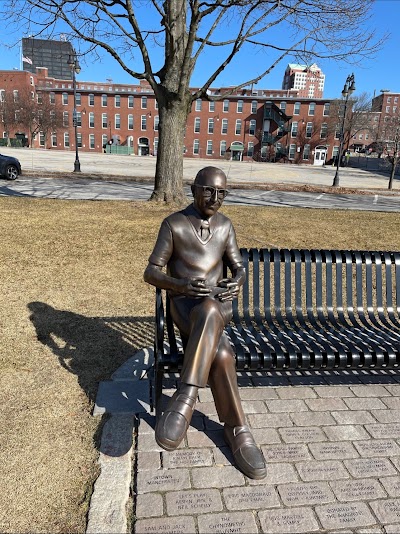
[0, 0, 398, 100]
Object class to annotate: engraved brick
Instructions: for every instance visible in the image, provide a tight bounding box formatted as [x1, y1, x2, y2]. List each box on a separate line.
[248, 427, 281, 445]
[266, 399, 308, 412]
[213, 446, 233, 466]
[135, 493, 163, 518]
[353, 439, 400, 458]
[223, 485, 280, 510]
[290, 411, 335, 426]
[276, 386, 317, 399]
[383, 397, 400, 410]
[241, 400, 268, 413]
[371, 410, 400, 423]
[247, 413, 293, 428]
[324, 425, 369, 441]
[263, 443, 311, 463]
[136, 468, 191, 494]
[344, 397, 387, 410]
[195, 401, 218, 415]
[163, 448, 213, 469]
[316, 502, 375, 530]
[238, 387, 279, 400]
[192, 465, 245, 488]
[331, 410, 376, 425]
[380, 476, 400, 497]
[306, 397, 349, 411]
[350, 385, 392, 397]
[135, 516, 196, 534]
[259, 506, 319, 533]
[313, 386, 355, 398]
[198, 511, 258, 534]
[166, 488, 222, 516]
[384, 385, 400, 396]
[344, 457, 397, 478]
[278, 481, 335, 506]
[370, 499, 400, 524]
[137, 432, 166, 452]
[136, 451, 161, 471]
[309, 441, 359, 461]
[248, 462, 298, 485]
[365, 423, 400, 439]
[330, 478, 386, 501]
[384, 525, 400, 534]
[279, 426, 326, 443]
[186, 429, 225, 448]
[296, 460, 349, 481]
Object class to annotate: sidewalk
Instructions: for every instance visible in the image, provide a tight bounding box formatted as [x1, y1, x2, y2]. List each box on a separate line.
[87, 348, 400, 534]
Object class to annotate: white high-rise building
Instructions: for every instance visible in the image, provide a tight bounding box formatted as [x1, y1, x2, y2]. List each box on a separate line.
[282, 63, 325, 98]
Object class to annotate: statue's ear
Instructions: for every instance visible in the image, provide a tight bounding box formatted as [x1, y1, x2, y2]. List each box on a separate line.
[190, 184, 195, 197]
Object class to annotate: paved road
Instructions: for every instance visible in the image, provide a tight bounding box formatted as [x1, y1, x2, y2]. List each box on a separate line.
[1, 176, 400, 212]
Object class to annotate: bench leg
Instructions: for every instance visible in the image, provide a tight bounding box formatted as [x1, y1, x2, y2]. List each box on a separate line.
[155, 366, 164, 422]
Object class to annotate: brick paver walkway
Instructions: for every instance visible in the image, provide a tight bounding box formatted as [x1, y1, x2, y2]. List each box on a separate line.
[133, 371, 400, 534]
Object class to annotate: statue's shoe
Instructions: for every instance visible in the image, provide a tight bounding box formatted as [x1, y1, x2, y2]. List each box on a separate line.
[224, 424, 267, 479]
[155, 386, 197, 451]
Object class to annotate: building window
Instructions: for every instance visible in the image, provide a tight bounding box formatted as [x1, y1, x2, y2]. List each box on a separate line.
[102, 113, 108, 129]
[237, 100, 243, 113]
[102, 134, 108, 146]
[308, 102, 316, 116]
[303, 144, 310, 160]
[320, 122, 328, 139]
[306, 122, 313, 138]
[193, 139, 199, 155]
[332, 146, 339, 160]
[63, 111, 69, 127]
[291, 121, 298, 138]
[194, 117, 200, 133]
[335, 127, 341, 139]
[235, 119, 242, 135]
[280, 101, 286, 113]
[13, 90, 18, 103]
[249, 120, 256, 136]
[77, 133, 82, 148]
[195, 99, 202, 111]
[89, 134, 95, 149]
[76, 93, 81, 106]
[88, 94, 95, 106]
[289, 144, 296, 160]
[206, 140, 213, 155]
[323, 103, 330, 116]
[76, 112, 82, 127]
[154, 115, 159, 131]
[115, 114, 121, 129]
[64, 132, 69, 147]
[223, 99, 229, 112]
[208, 118, 214, 134]
[115, 95, 121, 108]
[386, 106, 390, 113]
[49, 92, 55, 104]
[102, 94, 108, 107]
[128, 95, 134, 108]
[141, 96, 147, 109]
[359, 133, 363, 140]
[247, 142, 254, 157]
[62, 92, 68, 105]
[141, 115, 147, 130]
[128, 114, 134, 130]
[89, 112, 95, 128]
[154, 138, 158, 155]
[220, 140, 227, 156]
[294, 102, 301, 115]
[209, 101, 215, 112]
[251, 100, 258, 114]
[39, 132, 45, 146]
[221, 119, 228, 134]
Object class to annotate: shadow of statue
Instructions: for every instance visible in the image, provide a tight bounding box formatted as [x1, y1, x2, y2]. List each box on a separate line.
[28, 301, 154, 403]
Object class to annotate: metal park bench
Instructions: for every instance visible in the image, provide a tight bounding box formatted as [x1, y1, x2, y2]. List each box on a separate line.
[150, 248, 400, 417]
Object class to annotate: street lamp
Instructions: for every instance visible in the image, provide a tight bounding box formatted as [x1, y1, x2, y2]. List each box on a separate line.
[332, 73, 356, 187]
[68, 53, 81, 172]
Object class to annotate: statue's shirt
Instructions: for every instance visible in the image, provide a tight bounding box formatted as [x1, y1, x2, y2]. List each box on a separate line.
[148, 204, 242, 295]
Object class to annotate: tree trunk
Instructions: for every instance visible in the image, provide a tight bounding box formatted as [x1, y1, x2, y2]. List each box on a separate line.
[150, 97, 190, 204]
[388, 160, 396, 190]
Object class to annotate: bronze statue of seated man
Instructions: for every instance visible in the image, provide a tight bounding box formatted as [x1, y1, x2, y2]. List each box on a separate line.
[144, 166, 266, 479]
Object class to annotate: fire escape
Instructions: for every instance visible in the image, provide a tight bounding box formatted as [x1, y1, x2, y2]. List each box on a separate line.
[261, 102, 292, 159]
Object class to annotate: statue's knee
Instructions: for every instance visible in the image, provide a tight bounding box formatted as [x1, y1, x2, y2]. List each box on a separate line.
[213, 347, 236, 372]
[190, 298, 223, 324]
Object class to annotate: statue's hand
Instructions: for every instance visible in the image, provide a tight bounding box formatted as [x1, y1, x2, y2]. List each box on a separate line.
[216, 278, 240, 302]
[176, 278, 212, 297]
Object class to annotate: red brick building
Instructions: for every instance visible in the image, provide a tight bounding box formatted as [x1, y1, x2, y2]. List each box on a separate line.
[282, 63, 325, 99]
[1, 67, 341, 165]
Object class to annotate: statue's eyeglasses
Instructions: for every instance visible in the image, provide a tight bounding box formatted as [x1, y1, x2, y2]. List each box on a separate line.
[194, 185, 229, 199]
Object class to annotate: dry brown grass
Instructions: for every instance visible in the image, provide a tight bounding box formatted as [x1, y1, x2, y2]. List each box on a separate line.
[1, 196, 399, 533]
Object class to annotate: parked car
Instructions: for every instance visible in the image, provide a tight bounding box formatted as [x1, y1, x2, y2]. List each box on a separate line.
[0, 153, 21, 180]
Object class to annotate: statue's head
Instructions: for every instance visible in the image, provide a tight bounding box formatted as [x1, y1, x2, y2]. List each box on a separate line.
[191, 166, 229, 219]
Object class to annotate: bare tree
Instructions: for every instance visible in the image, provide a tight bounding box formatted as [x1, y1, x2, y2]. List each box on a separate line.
[4, 0, 384, 201]
[0, 89, 18, 144]
[375, 111, 400, 190]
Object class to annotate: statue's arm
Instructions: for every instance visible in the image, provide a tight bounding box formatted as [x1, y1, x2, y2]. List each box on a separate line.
[144, 263, 211, 297]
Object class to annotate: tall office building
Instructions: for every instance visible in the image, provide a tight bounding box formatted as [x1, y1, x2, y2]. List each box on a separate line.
[22, 37, 75, 80]
[282, 63, 325, 98]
